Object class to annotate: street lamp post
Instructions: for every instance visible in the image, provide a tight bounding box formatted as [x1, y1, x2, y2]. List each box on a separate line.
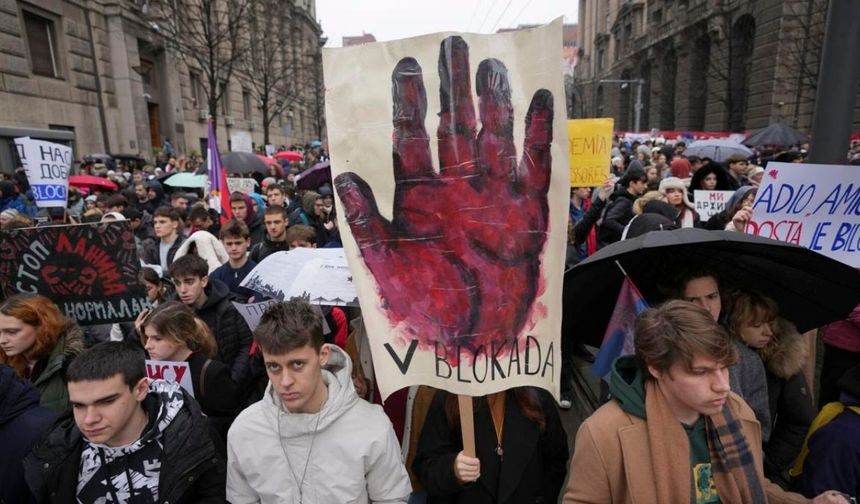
[599, 78, 645, 132]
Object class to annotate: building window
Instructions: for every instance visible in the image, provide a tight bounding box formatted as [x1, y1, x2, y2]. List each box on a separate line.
[220, 82, 230, 115]
[597, 47, 606, 72]
[138, 58, 154, 86]
[190, 71, 201, 109]
[23, 11, 60, 78]
[242, 88, 252, 120]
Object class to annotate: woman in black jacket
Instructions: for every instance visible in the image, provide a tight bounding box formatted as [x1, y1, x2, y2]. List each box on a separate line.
[728, 291, 815, 488]
[413, 387, 568, 504]
[139, 301, 244, 439]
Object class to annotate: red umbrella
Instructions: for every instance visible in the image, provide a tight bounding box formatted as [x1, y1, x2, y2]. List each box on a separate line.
[274, 150, 303, 162]
[69, 174, 118, 191]
[257, 154, 284, 178]
[256, 154, 276, 164]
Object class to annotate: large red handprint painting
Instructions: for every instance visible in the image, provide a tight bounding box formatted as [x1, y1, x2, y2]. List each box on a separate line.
[325, 20, 569, 400]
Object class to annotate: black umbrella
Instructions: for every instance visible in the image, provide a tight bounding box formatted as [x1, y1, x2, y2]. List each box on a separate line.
[221, 151, 268, 175]
[743, 123, 808, 147]
[564, 228, 860, 347]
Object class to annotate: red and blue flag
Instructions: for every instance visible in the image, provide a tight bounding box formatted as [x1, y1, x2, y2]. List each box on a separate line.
[592, 276, 649, 378]
[207, 120, 231, 221]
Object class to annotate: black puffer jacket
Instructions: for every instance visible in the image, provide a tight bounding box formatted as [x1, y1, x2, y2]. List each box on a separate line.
[23, 385, 226, 504]
[598, 190, 637, 245]
[195, 278, 253, 387]
[249, 233, 289, 263]
[0, 365, 56, 504]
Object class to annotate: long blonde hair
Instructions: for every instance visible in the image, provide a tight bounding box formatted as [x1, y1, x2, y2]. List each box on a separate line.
[140, 301, 217, 357]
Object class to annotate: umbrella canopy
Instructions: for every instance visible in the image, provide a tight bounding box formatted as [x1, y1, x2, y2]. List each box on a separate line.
[240, 248, 357, 306]
[221, 151, 269, 174]
[684, 139, 753, 162]
[309, 140, 322, 147]
[274, 150, 303, 162]
[69, 174, 118, 191]
[743, 123, 809, 147]
[256, 154, 284, 178]
[256, 154, 276, 165]
[564, 228, 860, 347]
[164, 172, 207, 188]
[295, 160, 332, 190]
[82, 153, 113, 163]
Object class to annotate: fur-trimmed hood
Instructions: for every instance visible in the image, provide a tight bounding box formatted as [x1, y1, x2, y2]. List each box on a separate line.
[758, 318, 807, 380]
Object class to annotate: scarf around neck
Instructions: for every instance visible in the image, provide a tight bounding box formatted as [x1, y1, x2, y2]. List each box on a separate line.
[644, 379, 765, 504]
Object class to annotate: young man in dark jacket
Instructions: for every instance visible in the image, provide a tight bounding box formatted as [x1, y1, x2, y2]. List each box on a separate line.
[0, 365, 56, 504]
[23, 341, 226, 503]
[249, 205, 289, 262]
[598, 166, 647, 245]
[170, 254, 254, 387]
[210, 219, 257, 302]
[142, 207, 185, 275]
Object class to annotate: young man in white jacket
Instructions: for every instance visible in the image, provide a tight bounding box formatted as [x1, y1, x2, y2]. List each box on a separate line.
[226, 300, 412, 503]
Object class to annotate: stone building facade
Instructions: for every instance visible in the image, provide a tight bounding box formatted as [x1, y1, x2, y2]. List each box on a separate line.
[0, 0, 324, 168]
[574, 0, 860, 133]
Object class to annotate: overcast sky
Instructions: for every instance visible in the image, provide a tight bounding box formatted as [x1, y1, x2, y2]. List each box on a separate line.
[316, 0, 579, 47]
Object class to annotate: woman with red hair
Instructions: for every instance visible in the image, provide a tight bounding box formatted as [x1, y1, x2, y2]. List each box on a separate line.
[0, 294, 84, 412]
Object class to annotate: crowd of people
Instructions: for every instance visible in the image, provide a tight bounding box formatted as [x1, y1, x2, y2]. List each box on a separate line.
[0, 135, 858, 504]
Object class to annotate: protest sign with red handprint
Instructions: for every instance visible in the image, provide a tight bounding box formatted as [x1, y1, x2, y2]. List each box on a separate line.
[325, 21, 569, 399]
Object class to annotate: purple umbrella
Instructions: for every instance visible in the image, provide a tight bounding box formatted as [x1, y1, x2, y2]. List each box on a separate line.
[295, 160, 332, 190]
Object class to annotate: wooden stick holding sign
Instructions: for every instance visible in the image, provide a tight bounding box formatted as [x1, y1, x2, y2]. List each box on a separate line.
[457, 394, 476, 457]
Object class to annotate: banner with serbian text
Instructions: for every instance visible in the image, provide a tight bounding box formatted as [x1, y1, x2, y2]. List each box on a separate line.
[0, 222, 149, 324]
[14, 137, 71, 208]
[694, 190, 735, 220]
[568, 118, 613, 187]
[748, 162, 860, 267]
[324, 20, 569, 400]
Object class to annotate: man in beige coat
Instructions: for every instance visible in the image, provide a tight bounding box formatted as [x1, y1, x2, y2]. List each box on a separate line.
[564, 300, 848, 504]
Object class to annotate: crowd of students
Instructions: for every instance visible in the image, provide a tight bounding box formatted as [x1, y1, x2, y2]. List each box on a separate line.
[0, 138, 858, 503]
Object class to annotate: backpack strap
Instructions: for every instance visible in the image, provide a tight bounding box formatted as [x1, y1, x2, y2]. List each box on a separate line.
[790, 402, 860, 476]
[198, 359, 213, 399]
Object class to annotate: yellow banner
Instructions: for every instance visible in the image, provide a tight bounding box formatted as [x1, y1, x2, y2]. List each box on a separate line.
[568, 118, 614, 187]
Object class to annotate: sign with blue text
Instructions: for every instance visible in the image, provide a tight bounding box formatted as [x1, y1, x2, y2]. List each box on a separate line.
[14, 137, 71, 208]
[749, 162, 860, 267]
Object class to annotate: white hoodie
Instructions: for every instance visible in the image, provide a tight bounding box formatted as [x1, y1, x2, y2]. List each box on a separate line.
[226, 345, 411, 503]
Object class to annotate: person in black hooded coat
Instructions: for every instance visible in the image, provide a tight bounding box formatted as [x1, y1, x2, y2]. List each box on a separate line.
[687, 163, 733, 201]
[0, 365, 56, 504]
[169, 254, 254, 388]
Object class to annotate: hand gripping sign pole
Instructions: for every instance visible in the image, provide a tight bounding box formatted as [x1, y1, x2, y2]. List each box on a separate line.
[458, 395, 476, 457]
